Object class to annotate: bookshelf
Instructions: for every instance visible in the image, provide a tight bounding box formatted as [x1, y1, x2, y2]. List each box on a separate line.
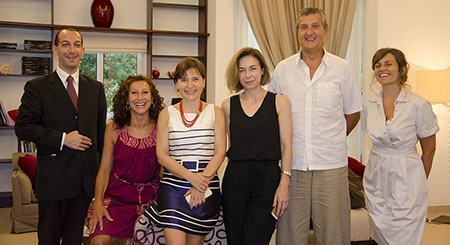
[0, 0, 209, 160]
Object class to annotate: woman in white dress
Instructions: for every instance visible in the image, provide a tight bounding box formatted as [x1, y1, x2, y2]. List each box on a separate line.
[363, 48, 439, 245]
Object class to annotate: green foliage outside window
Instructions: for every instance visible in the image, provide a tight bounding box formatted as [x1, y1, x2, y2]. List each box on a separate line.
[79, 53, 97, 79]
[79, 53, 137, 116]
[103, 53, 137, 113]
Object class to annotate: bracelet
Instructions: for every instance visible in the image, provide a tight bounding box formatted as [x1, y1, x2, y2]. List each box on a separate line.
[281, 170, 291, 178]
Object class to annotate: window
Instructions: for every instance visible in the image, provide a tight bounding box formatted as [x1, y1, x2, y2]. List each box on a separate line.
[79, 53, 139, 117]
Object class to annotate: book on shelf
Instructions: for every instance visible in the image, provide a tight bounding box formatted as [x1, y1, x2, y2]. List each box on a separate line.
[24, 40, 51, 51]
[0, 42, 17, 49]
[0, 100, 14, 126]
[21, 56, 51, 75]
[17, 138, 37, 153]
[0, 105, 6, 126]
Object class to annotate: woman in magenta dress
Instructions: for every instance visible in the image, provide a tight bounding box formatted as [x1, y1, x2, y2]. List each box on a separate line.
[88, 75, 164, 244]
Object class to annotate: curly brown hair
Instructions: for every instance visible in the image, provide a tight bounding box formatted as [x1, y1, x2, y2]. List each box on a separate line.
[112, 75, 164, 129]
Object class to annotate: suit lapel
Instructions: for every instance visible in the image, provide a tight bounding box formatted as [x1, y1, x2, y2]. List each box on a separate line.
[48, 72, 77, 113]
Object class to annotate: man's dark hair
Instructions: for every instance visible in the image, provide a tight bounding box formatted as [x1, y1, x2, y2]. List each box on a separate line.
[296, 7, 328, 32]
[54, 28, 84, 46]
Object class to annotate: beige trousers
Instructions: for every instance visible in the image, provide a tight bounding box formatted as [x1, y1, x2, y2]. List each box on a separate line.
[276, 167, 350, 245]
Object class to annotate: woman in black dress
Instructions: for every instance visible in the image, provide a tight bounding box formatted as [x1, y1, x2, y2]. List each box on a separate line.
[221, 47, 293, 245]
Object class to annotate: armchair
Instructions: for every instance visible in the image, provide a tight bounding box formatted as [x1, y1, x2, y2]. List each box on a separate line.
[11, 152, 38, 233]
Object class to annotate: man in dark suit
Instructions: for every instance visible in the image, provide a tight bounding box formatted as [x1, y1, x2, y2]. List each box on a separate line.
[15, 28, 106, 244]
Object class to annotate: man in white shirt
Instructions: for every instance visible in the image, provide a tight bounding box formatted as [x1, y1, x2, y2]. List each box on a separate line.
[269, 7, 362, 245]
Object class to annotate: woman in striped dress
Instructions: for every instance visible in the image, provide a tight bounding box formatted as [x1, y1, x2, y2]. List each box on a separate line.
[147, 57, 226, 244]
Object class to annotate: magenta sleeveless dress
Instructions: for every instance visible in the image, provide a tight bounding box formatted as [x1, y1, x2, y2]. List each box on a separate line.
[88, 126, 161, 239]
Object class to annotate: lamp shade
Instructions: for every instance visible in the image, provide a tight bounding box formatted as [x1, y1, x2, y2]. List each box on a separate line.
[415, 70, 450, 103]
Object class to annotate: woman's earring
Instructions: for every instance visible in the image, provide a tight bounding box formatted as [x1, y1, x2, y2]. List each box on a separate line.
[150, 103, 155, 109]
[177, 88, 179, 92]
[126, 104, 130, 110]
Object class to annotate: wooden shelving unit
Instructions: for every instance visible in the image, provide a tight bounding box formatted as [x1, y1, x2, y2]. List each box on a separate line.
[0, 74, 44, 77]
[0, 20, 209, 36]
[0, 48, 51, 53]
[0, 158, 12, 164]
[148, 0, 208, 99]
[0, 1, 208, 90]
[0, 0, 209, 160]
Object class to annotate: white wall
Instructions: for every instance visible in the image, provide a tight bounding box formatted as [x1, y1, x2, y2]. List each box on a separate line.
[207, 0, 236, 179]
[207, 0, 235, 105]
[364, 0, 450, 206]
[54, 0, 147, 29]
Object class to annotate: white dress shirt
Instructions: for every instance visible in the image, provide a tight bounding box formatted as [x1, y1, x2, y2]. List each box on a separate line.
[269, 49, 362, 171]
[56, 67, 80, 95]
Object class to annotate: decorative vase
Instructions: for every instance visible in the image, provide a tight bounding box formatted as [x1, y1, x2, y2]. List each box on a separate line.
[90, 0, 114, 28]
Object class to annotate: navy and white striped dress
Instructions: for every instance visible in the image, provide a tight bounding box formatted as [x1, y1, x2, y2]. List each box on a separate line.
[145, 104, 221, 235]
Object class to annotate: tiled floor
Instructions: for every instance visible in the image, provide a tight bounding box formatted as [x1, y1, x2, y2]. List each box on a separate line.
[1, 207, 449, 244]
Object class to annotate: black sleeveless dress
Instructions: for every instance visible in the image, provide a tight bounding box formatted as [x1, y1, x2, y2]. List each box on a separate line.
[227, 91, 281, 161]
[222, 91, 282, 245]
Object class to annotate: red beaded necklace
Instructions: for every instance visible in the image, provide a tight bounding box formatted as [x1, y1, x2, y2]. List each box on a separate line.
[179, 100, 203, 128]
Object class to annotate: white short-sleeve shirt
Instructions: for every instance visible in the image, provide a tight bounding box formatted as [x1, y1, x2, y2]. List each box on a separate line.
[363, 88, 439, 150]
[269, 49, 362, 170]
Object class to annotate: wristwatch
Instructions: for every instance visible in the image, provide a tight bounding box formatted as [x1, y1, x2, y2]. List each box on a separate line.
[281, 170, 291, 178]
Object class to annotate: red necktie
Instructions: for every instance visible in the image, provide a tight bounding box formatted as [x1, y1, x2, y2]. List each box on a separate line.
[66, 75, 78, 111]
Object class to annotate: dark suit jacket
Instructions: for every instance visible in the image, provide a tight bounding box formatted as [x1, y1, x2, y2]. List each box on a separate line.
[15, 71, 106, 201]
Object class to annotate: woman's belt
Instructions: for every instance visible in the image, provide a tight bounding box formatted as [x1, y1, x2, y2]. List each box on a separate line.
[113, 172, 156, 204]
[161, 159, 219, 189]
[175, 159, 209, 172]
[371, 145, 417, 156]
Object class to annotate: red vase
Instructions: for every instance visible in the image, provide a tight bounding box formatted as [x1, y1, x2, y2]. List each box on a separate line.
[90, 0, 114, 28]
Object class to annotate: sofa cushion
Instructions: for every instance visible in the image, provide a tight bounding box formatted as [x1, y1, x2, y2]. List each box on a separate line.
[348, 157, 365, 179]
[349, 168, 365, 209]
[18, 154, 37, 185]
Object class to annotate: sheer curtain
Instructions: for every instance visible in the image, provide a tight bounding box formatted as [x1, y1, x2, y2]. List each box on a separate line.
[242, 0, 357, 70]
